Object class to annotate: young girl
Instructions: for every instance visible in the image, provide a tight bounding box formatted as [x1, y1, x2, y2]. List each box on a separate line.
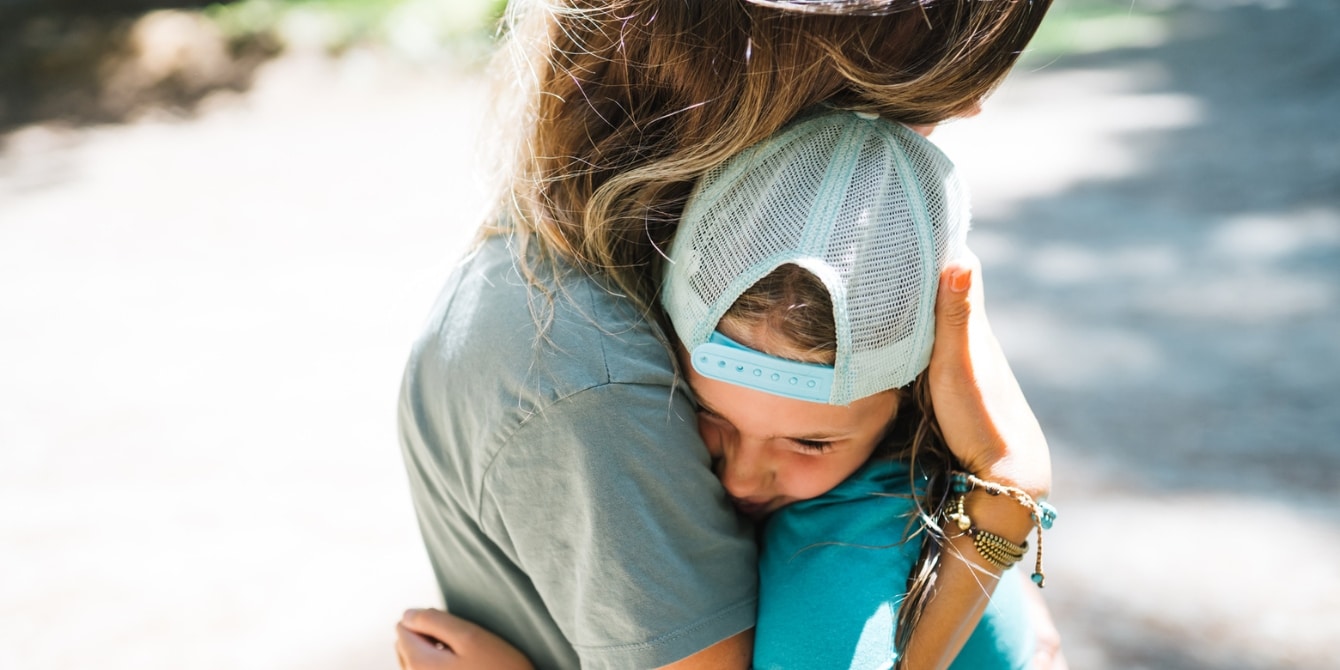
[396, 1, 1057, 668]
[663, 107, 1052, 668]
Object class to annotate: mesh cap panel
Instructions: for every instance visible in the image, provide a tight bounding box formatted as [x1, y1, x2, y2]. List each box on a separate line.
[663, 108, 969, 405]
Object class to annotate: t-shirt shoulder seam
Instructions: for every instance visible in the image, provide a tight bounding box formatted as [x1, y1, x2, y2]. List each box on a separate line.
[473, 378, 648, 519]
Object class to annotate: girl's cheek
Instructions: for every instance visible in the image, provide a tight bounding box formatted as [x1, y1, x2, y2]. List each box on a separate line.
[777, 453, 848, 503]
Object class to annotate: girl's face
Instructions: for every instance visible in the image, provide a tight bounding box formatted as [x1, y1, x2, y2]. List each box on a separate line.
[682, 322, 900, 519]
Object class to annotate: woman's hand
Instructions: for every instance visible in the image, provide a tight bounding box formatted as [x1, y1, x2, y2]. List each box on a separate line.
[928, 249, 1051, 500]
[395, 608, 535, 670]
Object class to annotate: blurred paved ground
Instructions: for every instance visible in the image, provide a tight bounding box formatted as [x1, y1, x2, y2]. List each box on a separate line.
[2, 2, 1337, 669]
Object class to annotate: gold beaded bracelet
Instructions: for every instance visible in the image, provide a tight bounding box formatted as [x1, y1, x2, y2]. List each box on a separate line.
[946, 471, 1057, 587]
[965, 526, 1027, 569]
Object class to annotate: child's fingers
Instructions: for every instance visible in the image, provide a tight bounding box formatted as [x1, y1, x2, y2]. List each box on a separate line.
[401, 608, 486, 654]
[395, 621, 458, 669]
[399, 609, 535, 670]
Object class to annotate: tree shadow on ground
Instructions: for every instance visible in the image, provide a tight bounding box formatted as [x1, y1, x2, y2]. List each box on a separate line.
[975, 4, 1340, 665]
[0, 2, 280, 135]
[983, 0, 1340, 503]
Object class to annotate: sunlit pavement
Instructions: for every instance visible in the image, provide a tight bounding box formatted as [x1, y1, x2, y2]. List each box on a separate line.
[1, 52, 486, 670]
[2, 3, 1337, 669]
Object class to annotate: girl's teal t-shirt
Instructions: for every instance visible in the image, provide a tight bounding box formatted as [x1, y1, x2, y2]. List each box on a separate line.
[754, 458, 1035, 670]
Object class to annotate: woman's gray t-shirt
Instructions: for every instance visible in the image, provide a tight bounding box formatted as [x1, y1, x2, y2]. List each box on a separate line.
[398, 234, 758, 669]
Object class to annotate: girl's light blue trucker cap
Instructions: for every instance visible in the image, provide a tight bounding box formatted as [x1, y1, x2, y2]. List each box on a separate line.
[662, 107, 969, 405]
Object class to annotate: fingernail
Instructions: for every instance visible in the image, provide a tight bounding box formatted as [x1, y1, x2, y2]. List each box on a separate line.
[950, 268, 971, 293]
[402, 609, 420, 622]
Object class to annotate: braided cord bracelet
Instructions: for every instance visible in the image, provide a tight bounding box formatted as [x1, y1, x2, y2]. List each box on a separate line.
[947, 471, 1057, 587]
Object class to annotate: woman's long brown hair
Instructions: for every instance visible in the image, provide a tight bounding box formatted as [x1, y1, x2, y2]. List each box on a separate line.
[482, 0, 1050, 324]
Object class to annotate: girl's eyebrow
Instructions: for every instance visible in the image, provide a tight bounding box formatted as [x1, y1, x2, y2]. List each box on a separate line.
[698, 394, 853, 442]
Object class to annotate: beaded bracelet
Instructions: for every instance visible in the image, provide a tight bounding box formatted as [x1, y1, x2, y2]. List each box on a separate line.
[965, 526, 1027, 570]
[947, 471, 1057, 587]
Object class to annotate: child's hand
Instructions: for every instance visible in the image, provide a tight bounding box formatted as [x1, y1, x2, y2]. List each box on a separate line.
[396, 608, 535, 670]
[927, 250, 1052, 500]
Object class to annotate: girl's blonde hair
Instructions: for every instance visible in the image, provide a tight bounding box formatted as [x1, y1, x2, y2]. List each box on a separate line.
[483, 0, 1050, 320]
[719, 262, 956, 663]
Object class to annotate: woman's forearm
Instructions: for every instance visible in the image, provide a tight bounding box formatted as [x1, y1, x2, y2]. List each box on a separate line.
[900, 489, 1039, 670]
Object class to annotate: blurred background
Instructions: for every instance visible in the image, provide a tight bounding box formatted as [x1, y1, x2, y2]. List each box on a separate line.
[1, 1, 1336, 668]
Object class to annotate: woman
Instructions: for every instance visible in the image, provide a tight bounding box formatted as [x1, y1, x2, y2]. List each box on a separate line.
[396, 1, 1058, 668]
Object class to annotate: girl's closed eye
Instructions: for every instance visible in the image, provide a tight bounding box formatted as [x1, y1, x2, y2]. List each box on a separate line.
[791, 438, 833, 453]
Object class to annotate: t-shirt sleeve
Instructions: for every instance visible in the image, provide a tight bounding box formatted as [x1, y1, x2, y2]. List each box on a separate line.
[753, 492, 922, 670]
[480, 381, 758, 670]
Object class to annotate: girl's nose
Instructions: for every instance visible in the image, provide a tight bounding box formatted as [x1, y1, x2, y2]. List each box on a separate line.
[717, 440, 769, 500]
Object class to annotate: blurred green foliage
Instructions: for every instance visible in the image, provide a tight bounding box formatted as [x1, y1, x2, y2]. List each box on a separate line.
[0, 0, 505, 129]
[202, 0, 1170, 65]
[204, 0, 506, 58]
[1025, 0, 1172, 63]
[0, 0, 1169, 131]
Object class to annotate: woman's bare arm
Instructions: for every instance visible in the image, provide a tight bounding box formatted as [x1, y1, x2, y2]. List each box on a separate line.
[900, 253, 1059, 670]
